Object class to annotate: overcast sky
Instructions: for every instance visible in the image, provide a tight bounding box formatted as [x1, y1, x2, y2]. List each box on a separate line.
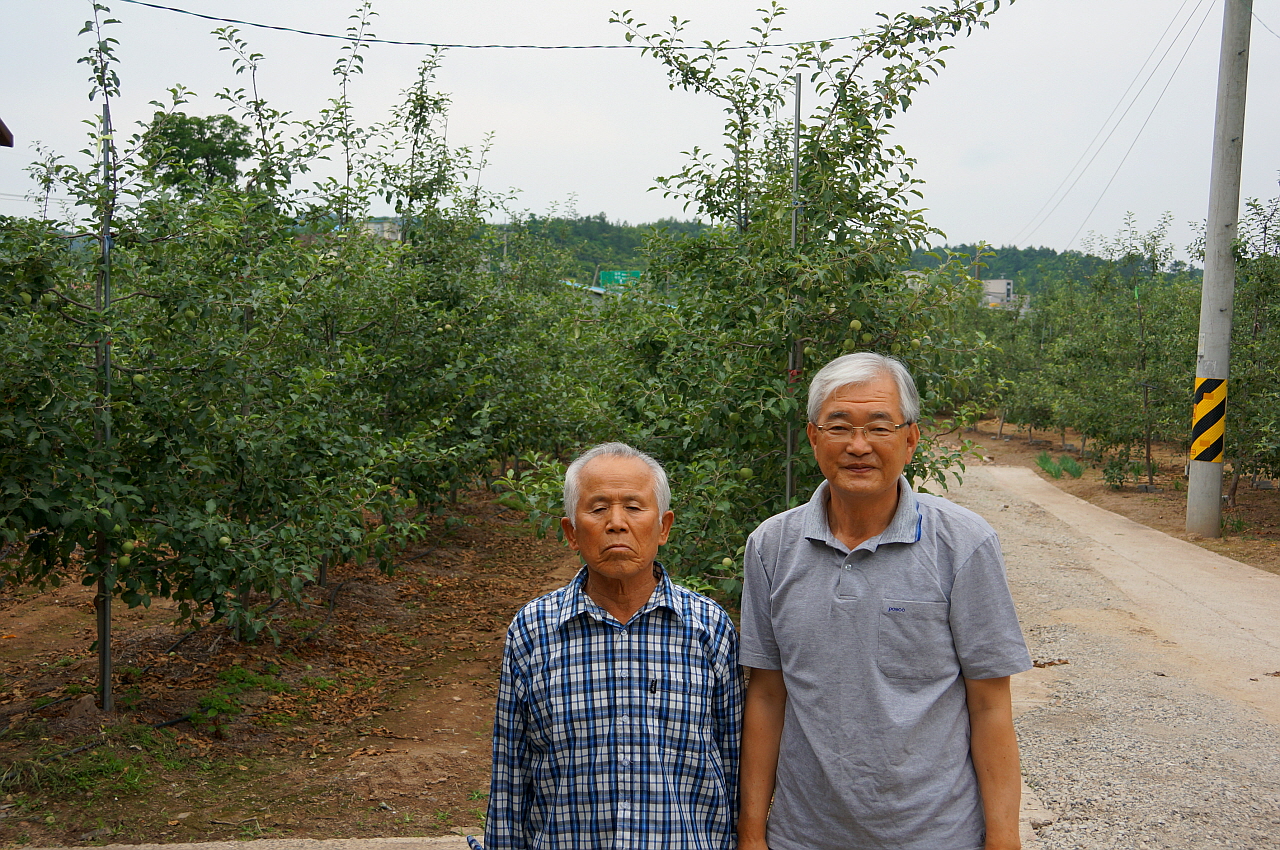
[4, 0, 1278, 261]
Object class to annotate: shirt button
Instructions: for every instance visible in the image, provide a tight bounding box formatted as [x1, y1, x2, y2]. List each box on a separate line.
[619, 715, 629, 725]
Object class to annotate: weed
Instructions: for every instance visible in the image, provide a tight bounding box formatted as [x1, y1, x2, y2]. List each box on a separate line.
[1058, 456, 1084, 478]
[1224, 515, 1249, 534]
[434, 810, 453, 827]
[398, 813, 414, 824]
[1035, 452, 1063, 479]
[300, 676, 337, 691]
[1102, 457, 1130, 489]
[0, 745, 152, 797]
[54, 657, 76, 668]
[467, 789, 488, 801]
[218, 665, 290, 694]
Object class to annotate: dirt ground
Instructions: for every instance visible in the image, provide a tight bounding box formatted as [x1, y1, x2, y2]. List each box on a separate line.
[1, 496, 577, 848]
[1, 428, 1276, 848]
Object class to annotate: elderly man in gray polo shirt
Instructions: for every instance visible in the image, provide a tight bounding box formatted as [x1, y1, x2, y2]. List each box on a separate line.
[738, 352, 1032, 850]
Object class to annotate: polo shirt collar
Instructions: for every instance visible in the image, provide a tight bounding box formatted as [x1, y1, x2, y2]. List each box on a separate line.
[555, 562, 681, 629]
[803, 476, 923, 551]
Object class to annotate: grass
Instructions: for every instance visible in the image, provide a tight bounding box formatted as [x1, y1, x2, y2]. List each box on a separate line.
[0, 743, 154, 798]
[1035, 452, 1063, 479]
[1058, 455, 1085, 478]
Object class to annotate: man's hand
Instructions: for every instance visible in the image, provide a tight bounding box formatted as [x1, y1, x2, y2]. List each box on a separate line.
[738, 667, 787, 849]
[965, 675, 1022, 850]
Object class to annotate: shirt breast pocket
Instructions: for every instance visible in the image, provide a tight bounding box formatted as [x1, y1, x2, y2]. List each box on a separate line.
[876, 598, 959, 680]
[648, 670, 712, 750]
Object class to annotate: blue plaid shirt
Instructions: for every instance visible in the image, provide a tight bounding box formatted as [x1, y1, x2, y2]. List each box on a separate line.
[484, 565, 742, 850]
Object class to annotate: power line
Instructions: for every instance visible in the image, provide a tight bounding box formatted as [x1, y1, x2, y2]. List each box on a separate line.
[1013, 0, 1207, 245]
[1065, 0, 1216, 251]
[1255, 12, 1280, 40]
[115, 0, 856, 51]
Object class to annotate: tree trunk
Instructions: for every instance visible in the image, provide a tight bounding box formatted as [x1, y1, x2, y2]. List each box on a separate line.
[1227, 466, 1242, 508]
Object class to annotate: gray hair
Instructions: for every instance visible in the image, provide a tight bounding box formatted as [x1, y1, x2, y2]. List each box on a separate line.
[807, 352, 920, 424]
[563, 442, 671, 527]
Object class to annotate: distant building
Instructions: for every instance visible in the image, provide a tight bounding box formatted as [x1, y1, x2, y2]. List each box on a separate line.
[983, 278, 1013, 305]
[0, 117, 13, 148]
[982, 278, 1029, 312]
[362, 218, 401, 241]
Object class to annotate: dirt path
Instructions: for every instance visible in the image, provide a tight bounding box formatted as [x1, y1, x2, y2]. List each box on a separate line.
[952, 466, 1280, 848]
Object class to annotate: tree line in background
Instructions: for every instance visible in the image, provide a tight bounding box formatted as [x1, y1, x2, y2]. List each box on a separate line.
[946, 206, 1280, 495]
[2, 0, 1018, 664]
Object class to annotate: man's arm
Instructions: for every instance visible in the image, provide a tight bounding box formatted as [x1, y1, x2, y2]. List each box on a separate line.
[738, 666, 787, 850]
[965, 675, 1022, 850]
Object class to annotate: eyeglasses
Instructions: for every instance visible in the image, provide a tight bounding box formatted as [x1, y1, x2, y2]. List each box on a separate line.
[813, 422, 911, 442]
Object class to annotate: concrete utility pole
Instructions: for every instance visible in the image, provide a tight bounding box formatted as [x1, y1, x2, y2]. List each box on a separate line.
[1187, 0, 1252, 538]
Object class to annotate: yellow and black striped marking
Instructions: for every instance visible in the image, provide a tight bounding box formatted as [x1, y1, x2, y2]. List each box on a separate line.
[1191, 377, 1227, 463]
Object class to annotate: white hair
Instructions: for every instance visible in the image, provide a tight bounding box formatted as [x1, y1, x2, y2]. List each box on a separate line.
[563, 442, 671, 527]
[807, 352, 920, 424]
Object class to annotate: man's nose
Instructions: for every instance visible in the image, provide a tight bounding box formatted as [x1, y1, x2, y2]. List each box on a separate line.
[605, 505, 629, 529]
[844, 430, 875, 453]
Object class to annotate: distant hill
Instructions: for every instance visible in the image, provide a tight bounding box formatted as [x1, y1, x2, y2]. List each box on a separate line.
[908, 244, 1201, 293]
[515, 213, 708, 284]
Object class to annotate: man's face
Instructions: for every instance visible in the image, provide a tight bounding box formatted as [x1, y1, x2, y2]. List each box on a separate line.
[561, 455, 674, 587]
[806, 375, 920, 506]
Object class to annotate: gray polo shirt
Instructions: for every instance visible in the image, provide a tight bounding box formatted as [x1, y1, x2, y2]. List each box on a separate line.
[740, 477, 1032, 850]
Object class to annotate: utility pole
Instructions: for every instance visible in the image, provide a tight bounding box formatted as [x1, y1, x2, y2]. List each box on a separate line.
[1187, 0, 1252, 537]
[95, 102, 116, 711]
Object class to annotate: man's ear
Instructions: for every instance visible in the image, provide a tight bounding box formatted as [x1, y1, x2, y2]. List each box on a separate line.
[658, 510, 674, 546]
[905, 422, 921, 456]
[561, 516, 579, 551]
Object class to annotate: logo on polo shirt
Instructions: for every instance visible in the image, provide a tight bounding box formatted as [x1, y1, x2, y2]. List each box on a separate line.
[885, 605, 906, 613]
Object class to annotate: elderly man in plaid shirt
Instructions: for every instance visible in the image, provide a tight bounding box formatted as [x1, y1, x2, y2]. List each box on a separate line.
[480, 442, 742, 850]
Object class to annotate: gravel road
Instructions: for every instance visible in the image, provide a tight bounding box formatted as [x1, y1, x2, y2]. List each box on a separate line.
[950, 466, 1280, 849]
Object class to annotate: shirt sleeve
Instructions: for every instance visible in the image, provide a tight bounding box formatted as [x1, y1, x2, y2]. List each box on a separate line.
[712, 614, 745, 846]
[739, 531, 782, 670]
[485, 621, 533, 850]
[949, 533, 1033, 680]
